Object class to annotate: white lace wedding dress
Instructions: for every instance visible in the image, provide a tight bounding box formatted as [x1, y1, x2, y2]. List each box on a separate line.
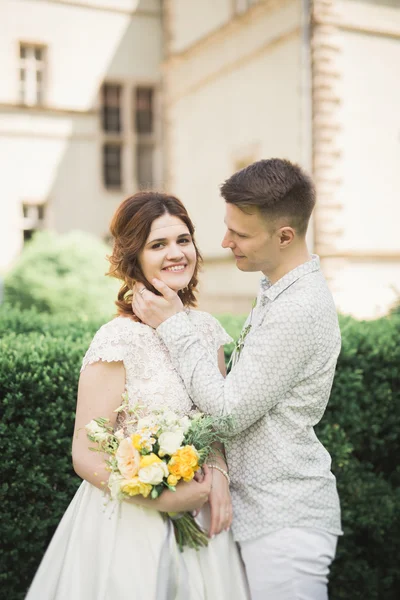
[25, 311, 249, 600]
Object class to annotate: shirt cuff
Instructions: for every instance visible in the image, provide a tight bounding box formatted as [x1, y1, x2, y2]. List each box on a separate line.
[157, 311, 193, 345]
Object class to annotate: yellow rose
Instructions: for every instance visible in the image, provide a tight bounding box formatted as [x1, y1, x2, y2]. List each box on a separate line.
[180, 466, 195, 482]
[121, 476, 152, 498]
[167, 474, 179, 487]
[139, 453, 163, 468]
[168, 445, 199, 482]
[132, 433, 142, 451]
[116, 437, 140, 479]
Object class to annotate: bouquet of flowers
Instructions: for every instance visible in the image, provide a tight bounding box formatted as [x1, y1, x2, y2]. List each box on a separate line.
[85, 393, 231, 551]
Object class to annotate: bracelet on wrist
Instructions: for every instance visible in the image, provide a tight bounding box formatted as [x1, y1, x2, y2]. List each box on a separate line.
[207, 464, 231, 485]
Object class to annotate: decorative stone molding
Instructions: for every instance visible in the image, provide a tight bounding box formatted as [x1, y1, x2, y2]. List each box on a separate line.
[311, 0, 343, 265]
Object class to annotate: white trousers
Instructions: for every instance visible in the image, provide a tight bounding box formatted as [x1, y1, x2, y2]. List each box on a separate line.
[239, 528, 338, 600]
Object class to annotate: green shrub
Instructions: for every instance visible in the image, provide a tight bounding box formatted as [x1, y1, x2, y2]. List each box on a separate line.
[316, 313, 400, 599]
[0, 304, 103, 339]
[0, 331, 89, 599]
[0, 312, 399, 599]
[4, 230, 119, 319]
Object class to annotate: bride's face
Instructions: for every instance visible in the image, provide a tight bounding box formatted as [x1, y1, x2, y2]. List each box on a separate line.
[140, 213, 197, 292]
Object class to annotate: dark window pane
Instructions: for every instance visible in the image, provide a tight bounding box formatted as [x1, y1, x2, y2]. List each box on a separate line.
[135, 87, 154, 134]
[102, 84, 122, 133]
[20, 69, 25, 82]
[20, 45, 26, 59]
[38, 205, 45, 220]
[103, 143, 122, 188]
[136, 142, 154, 189]
[23, 229, 34, 243]
[35, 47, 43, 61]
[104, 108, 121, 133]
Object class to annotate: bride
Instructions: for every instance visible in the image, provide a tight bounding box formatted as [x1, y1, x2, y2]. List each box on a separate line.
[25, 191, 249, 600]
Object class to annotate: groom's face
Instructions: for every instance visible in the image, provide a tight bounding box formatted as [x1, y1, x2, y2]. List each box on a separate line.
[222, 203, 281, 274]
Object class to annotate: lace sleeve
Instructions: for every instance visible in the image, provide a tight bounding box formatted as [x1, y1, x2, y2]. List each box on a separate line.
[209, 316, 233, 349]
[189, 311, 233, 355]
[80, 318, 131, 372]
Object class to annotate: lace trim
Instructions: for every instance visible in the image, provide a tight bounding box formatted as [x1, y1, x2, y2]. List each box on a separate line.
[80, 312, 232, 416]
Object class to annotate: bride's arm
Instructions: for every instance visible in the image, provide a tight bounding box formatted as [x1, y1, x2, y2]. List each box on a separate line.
[72, 360, 126, 492]
[72, 360, 211, 513]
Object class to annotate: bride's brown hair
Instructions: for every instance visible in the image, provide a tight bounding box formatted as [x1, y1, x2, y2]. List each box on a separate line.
[107, 191, 202, 317]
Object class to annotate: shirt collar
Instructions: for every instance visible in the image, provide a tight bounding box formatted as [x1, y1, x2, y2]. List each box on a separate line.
[259, 254, 320, 302]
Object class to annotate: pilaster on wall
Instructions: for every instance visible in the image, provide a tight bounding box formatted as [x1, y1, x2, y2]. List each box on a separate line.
[311, 0, 344, 279]
[160, 0, 173, 190]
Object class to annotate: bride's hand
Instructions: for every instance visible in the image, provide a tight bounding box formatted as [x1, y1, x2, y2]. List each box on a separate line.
[208, 469, 233, 538]
[156, 464, 212, 514]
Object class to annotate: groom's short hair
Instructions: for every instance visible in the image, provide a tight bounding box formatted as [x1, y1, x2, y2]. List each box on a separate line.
[220, 158, 316, 236]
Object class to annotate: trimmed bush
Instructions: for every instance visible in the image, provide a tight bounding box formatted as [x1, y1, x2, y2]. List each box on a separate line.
[0, 304, 103, 339]
[0, 306, 103, 599]
[0, 332, 88, 598]
[4, 230, 119, 319]
[0, 311, 399, 599]
[317, 314, 400, 599]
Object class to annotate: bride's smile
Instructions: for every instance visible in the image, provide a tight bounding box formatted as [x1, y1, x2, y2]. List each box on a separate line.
[140, 213, 197, 292]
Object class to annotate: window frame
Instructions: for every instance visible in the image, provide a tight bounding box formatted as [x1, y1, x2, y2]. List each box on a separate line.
[99, 81, 160, 193]
[18, 42, 47, 107]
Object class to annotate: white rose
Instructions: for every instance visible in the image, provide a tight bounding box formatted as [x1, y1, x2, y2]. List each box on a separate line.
[162, 410, 180, 427]
[138, 461, 169, 485]
[108, 472, 124, 500]
[178, 416, 190, 434]
[137, 415, 157, 430]
[158, 430, 184, 457]
[85, 420, 109, 443]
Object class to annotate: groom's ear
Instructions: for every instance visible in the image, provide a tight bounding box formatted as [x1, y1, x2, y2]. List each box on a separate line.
[278, 227, 295, 248]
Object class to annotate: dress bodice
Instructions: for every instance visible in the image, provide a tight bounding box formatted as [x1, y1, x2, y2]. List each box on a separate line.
[81, 311, 231, 417]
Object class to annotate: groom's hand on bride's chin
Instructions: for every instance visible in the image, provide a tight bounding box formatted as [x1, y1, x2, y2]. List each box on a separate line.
[131, 279, 183, 328]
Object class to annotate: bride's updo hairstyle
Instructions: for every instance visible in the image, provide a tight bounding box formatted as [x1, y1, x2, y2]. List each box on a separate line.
[107, 191, 202, 318]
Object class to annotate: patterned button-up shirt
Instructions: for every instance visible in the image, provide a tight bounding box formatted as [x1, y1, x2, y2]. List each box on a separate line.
[158, 255, 342, 542]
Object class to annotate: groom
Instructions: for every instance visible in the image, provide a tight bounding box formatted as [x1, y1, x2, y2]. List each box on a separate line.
[133, 158, 342, 600]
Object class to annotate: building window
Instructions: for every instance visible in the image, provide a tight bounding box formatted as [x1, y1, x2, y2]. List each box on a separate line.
[135, 86, 155, 189]
[135, 87, 154, 134]
[22, 203, 46, 243]
[102, 84, 122, 133]
[100, 83, 158, 191]
[101, 84, 123, 189]
[19, 43, 46, 106]
[103, 143, 122, 189]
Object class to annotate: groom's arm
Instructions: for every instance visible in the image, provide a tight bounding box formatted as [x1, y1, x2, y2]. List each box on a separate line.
[157, 301, 318, 436]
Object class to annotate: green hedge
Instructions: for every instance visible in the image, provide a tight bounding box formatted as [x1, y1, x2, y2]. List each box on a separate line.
[4, 230, 118, 319]
[318, 314, 400, 599]
[0, 307, 399, 599]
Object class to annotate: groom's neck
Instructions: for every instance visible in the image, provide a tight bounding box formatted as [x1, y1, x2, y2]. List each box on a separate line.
[263, 243, 311, 285]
